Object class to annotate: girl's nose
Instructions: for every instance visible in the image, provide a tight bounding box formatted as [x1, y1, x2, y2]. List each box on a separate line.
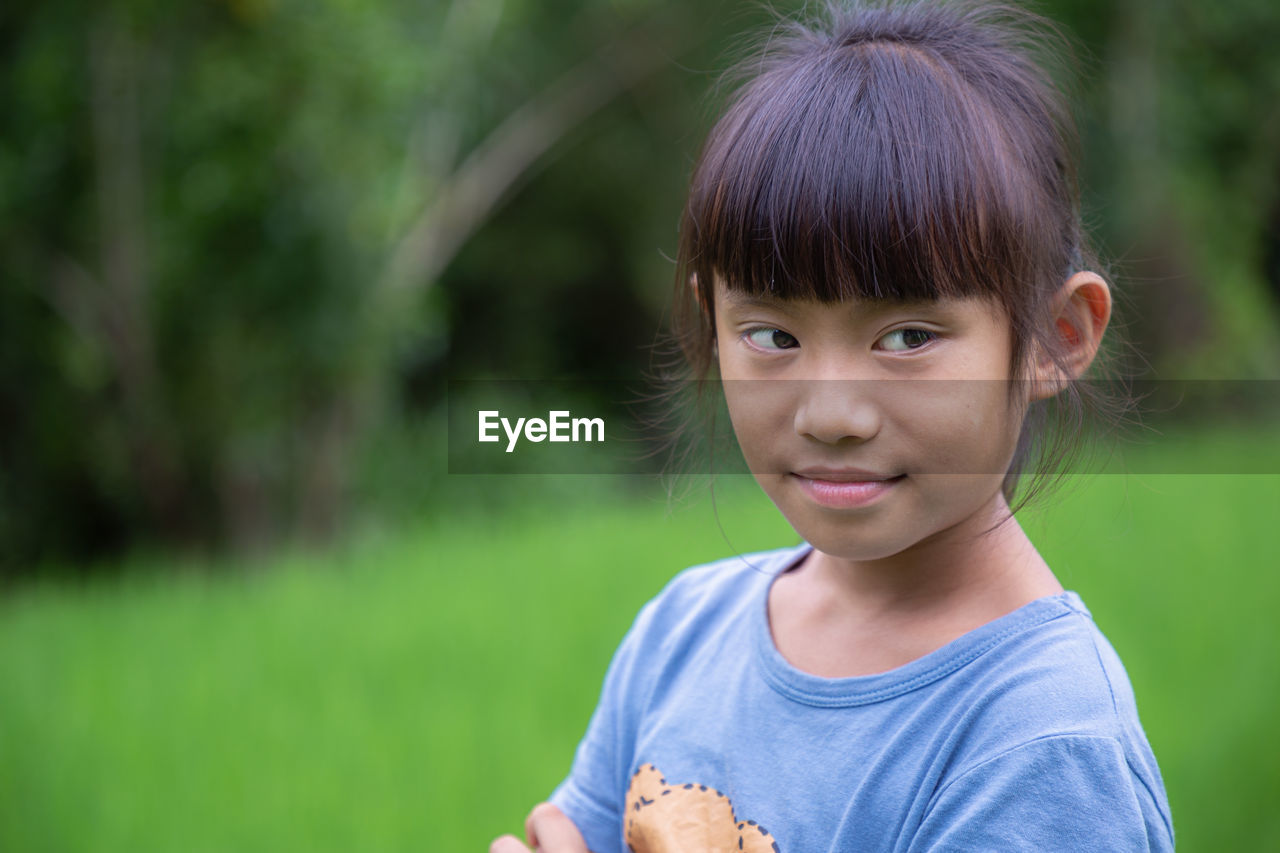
[793, 379, 882, 445]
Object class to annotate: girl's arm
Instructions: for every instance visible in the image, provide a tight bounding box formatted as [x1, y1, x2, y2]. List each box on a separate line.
[490, 802, 591, 853]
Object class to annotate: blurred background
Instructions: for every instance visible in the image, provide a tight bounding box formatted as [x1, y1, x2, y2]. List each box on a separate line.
[1, 0, 1278, 849]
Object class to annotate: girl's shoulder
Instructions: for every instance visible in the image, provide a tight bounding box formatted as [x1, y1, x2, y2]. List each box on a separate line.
[932, 591, 1167, 802]
[609, 544, 805, 673]
[634, 543, 808, 627]
[975, 592, 1140, 716]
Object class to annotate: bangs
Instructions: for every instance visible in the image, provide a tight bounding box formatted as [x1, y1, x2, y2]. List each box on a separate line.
[683, 11, 1071, 305]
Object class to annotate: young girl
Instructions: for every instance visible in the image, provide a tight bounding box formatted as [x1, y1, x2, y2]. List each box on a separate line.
[493, 1, 1173, 850]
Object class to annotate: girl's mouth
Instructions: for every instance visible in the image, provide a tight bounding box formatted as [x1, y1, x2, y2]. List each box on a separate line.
[790, 472, 905, 509]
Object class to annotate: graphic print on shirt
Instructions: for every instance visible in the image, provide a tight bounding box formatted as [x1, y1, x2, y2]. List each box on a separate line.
[624, 764, 780, 853]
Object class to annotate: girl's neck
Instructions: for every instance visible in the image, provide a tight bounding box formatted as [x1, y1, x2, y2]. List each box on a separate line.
[812, 497, 1058, 615]
[768, 495, 1063, 678]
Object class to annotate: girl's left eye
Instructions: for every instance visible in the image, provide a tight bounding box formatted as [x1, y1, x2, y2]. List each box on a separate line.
[877, 328, 936, 352]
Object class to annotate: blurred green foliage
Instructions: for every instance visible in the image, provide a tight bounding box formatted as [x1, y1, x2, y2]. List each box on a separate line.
[0, 0, 705, 567]
[2, 0, 1279, 572]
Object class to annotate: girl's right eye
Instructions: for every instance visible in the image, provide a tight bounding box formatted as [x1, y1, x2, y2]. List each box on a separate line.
[744, 328, 799, 351]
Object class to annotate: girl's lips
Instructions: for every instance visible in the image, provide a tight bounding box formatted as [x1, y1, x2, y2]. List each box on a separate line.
[791, 473, 904, 509]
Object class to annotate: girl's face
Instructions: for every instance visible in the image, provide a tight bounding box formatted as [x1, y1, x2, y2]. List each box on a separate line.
[713, 282, 1026, 563]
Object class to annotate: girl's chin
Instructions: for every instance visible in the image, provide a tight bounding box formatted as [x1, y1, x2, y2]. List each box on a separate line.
[774, 514, 919, 564]
[800, 537, 916, 565]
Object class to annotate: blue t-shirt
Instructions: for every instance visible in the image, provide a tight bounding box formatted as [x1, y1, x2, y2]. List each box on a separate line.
[550, 544, 1174, 852]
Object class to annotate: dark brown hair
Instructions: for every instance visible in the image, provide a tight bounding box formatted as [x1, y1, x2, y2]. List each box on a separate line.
[667, 0, 1125, 505]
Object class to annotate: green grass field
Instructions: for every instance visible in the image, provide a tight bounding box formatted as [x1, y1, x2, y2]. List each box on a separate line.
[2, 425, 1278, 851]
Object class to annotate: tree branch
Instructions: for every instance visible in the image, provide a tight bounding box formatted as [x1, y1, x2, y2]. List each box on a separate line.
[381, 24, 682, 300]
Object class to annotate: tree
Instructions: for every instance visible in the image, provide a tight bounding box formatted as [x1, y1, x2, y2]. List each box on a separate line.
[0, 0, 686, 566]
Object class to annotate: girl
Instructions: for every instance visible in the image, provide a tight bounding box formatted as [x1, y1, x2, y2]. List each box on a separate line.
[494, 1, 1173, 850]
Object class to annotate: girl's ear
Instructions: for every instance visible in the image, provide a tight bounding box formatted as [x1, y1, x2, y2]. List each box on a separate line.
[1031, 271, 1111, 400]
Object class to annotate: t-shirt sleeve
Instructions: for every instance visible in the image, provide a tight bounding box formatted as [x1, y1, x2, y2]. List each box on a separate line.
[909, 735, 1174, 852]
[548, 602, 658, 853]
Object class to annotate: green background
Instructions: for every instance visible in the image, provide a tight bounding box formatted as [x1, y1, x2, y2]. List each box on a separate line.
[2, 0, 1279, 849]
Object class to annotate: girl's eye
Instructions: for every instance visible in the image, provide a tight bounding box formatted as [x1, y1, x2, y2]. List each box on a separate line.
[878, 328, 936, 352]
[744, 328, 799, 351]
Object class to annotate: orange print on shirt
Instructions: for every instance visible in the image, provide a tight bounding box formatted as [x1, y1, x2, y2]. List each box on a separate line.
[624, 764, 780, 853]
